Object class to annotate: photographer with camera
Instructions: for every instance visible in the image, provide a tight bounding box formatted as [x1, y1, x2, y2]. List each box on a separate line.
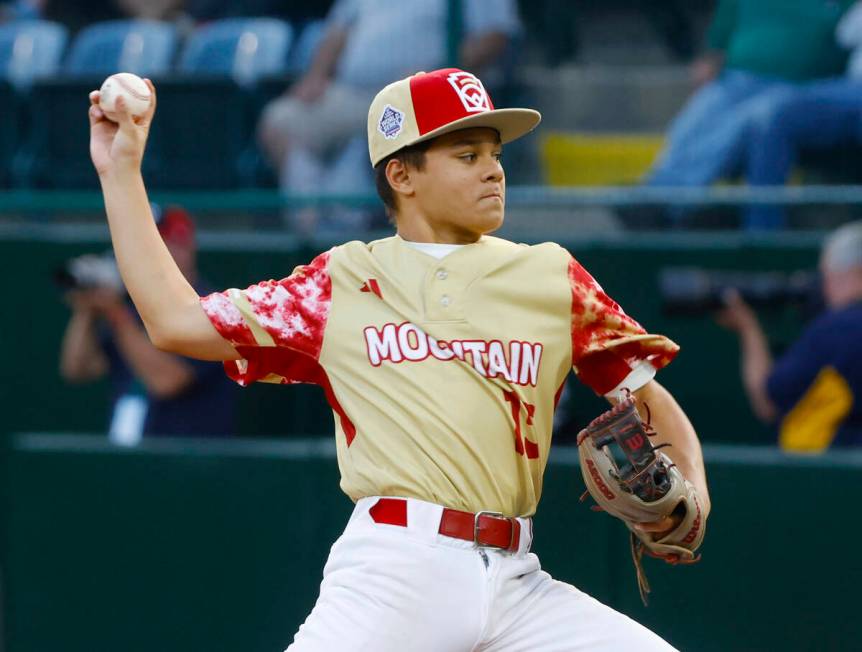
[59, 206, 237, 445]
[716, 221, 862, 451]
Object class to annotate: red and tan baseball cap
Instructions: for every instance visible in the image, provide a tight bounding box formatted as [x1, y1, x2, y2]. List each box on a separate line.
[367, 68, 542, 166]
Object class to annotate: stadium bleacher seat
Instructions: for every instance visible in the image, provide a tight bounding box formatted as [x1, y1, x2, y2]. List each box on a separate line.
[0, 20, 67, 88]
[14, 17, 295, 190]
[64, 20, 178, 78]
[178, 18, 293, 85]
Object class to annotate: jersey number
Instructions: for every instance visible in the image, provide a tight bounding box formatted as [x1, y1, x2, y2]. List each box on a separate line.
[503, 390, 539, 459]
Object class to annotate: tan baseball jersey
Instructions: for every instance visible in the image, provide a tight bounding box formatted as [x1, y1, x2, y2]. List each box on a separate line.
[201, 235, 678, 517]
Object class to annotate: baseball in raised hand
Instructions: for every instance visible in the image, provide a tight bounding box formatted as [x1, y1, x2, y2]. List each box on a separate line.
[88, 77, 157, 178]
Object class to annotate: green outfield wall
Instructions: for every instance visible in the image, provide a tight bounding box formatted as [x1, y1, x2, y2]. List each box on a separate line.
[0, 231, 821, 446]
[1, 435, 859, 652]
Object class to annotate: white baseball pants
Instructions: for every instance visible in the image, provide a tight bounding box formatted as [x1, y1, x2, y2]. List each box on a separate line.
[285, 497, 677, 652]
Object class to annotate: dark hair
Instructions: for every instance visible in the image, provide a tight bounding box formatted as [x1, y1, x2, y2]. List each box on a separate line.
[374, 139, 433, 217]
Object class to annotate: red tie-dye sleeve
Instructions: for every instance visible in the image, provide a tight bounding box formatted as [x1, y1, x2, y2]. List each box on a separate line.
[568, 256, 678, 395]
[200, 250, 332, 386]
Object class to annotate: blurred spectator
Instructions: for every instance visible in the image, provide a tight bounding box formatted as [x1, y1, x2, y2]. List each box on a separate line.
[256, 0, 520, 234]
[643, 0, 854, 229]
[716, 221, 862, 451]
[744, 2, 862, 227]
[59, 206, 238, 445]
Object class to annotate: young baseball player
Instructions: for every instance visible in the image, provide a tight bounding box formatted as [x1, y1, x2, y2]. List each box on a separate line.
[89, 68, 710, 651]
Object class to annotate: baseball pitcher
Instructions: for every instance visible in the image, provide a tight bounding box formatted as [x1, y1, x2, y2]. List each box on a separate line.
[89, 67, 710, 651]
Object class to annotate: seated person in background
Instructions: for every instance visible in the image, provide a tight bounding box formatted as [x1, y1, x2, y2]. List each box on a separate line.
[744, 1, 862, 228]
[643, 0, 854, 229]
[59, 206, 238, 445]
[257, 0, 520, 234]
[716, 221, 862, 451]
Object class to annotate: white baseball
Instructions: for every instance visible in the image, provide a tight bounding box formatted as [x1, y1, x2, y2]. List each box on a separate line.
[99, 72, 151, 122]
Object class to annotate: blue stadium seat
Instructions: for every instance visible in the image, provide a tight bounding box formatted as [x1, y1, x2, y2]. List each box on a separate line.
[65, 20, 178, 77]
[0, 20, 67, 88]
[178, 18, 293, 84]
[287, 20, 325, 74]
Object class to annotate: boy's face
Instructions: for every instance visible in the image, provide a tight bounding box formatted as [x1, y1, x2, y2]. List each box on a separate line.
[408, 127, 505, 240]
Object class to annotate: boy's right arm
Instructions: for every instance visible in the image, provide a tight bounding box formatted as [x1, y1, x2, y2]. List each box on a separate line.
[89, 82, 239, 362]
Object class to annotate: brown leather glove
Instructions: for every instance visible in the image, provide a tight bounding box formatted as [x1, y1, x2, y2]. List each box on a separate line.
[577, 392, 706, 604]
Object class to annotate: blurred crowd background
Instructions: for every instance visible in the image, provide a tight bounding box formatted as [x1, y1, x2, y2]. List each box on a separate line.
[1, 3, 862, 651]
[0, 0, 860, 233]
[0, 1, 858, 223]
[0, 0, 855, 447]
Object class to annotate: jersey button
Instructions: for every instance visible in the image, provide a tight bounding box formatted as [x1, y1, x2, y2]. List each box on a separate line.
[436, 269, 448, 280]
[440, 294, 451, 307]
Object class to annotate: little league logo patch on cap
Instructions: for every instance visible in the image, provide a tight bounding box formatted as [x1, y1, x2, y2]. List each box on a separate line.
[378, 104, 405, 140]
[447, 71, 491, 114]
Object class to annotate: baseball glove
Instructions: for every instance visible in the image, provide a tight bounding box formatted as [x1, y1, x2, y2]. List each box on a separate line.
[576, 391, 705, 605]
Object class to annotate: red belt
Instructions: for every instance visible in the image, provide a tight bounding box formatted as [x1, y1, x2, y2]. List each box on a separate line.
[369, 497, 522, 553]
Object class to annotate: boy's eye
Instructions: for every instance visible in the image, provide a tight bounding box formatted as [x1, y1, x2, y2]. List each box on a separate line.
[456, 151, 502, 162]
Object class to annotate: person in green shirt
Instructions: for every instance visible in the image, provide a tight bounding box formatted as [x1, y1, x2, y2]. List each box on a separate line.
[644, 0, 854, 229]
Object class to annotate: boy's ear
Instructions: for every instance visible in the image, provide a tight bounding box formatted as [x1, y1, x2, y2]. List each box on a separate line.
[386, 158, 416, 202]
